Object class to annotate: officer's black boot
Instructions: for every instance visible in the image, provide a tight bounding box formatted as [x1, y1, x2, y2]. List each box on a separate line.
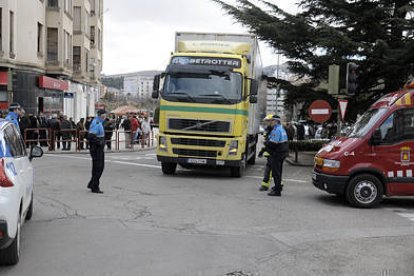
[268, 187, 281, 197]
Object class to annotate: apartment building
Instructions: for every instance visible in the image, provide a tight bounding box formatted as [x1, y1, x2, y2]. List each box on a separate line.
[104, 71, 159, 100]
[0, 0, 103, 120]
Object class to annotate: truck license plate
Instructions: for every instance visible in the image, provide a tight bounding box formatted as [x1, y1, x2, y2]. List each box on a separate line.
[187, 158, 207, 164]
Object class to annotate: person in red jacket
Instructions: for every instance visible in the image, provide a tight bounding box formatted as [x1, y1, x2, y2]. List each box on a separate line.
[130, 115, 140, 145]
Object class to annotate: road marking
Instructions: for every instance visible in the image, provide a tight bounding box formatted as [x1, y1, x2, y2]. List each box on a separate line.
[245, 176, 307, 183]
[111, 160, 160, 169]
[45, 154, 160, 169]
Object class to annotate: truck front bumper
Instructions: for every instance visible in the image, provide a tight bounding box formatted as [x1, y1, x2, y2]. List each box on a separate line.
[312, 170, 349, 195]
[157, 156, 242, 167]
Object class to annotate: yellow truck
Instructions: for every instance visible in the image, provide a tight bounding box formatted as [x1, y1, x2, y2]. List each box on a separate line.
[152, 32, 264, 177]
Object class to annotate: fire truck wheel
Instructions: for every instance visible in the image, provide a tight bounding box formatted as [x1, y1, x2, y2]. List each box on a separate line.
[346, 174, 383, 208]
[161, 163, 177, 175]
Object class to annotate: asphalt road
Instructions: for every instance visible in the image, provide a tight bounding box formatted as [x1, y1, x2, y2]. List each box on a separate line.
[1, 150, 414, 275]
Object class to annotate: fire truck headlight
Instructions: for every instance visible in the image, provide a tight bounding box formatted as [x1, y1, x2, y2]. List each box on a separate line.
[323, 159, 340, 169]
[159, 136, 168, 152]
[228, 141, 238, 155]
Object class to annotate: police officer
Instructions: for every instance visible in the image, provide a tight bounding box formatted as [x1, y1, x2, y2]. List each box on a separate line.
[87, 109, 107, 194]
[5, 103, 21, 132]
[258, 114, 274, 191]
[265, 115, 289, 197]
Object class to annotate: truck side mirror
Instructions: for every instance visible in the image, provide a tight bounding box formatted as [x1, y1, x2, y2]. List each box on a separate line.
[249, 95, 258, 104]
[369, 129, 382, 146]
[152, 74, 161, 99]
[250, 79, 259, 96]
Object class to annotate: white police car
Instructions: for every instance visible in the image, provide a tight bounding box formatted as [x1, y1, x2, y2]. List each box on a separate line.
[0, 120, 43, 265]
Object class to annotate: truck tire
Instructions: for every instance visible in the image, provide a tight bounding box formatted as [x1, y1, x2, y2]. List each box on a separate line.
[0, 215, 21, 265]
[230, 154, 246, 177]
[346, 174, 383, 208]
[161, 162, 177, 175]
[25, 192, 33, 221]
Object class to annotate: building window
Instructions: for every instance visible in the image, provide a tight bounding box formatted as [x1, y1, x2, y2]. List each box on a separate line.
[47, 28, 58, 62]
[90, 0, 95, 15]
[84, 11, 89, 36]
[85, 49, 89, 73]
[74, 6, 81, 32]
[9, 11, 14, 56]
[63, 31, 72, 65]
[90, 26, 95, 46]
[47, 0, 59, 8]
[73, 46, 81, 72]
[98, 28, 102, 50]
[64, 0, 73, 16]
[37, 23, 43, 55]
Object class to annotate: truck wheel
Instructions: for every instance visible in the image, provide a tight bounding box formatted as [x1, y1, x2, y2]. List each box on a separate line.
[25, 192, 33, 221]
[230, 154, 246, 177]
[161, 162, 177, 175]
[0, 215, 21, 265]
[346, 174, 383, 208]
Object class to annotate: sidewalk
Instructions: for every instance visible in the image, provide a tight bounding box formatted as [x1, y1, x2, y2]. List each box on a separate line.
[286, 151, 316, 167]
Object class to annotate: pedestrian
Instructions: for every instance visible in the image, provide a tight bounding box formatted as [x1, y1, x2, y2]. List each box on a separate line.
[258, 114, 274, 191]
[104, 117, 115, 150]
[47, 114, 60, 151]
[285, 122, 295, 141]
[37, 112, 48, 147]
[141, 116, 151, 146]
[60, 115, 73, 151]
[87, 109, 107, 194]
[264, 115, 289, 197]
[131, 115, 140, 144]
[76, 118, 86, 150]
[121, 114, 132, 148]
[5, 103, 21, 132]
[28, 114, 39, 146]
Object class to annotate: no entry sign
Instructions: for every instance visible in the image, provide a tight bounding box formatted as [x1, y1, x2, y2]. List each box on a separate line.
[308, 100, 332, 123]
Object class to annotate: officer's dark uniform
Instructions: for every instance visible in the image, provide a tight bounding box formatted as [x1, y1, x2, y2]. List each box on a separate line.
[87, 110, 106, 194]
[265, 116, 289, 196]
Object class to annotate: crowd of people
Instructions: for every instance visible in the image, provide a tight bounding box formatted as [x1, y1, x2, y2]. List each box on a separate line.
[282, 121, 343, 140]
[2, 103, 154, 151]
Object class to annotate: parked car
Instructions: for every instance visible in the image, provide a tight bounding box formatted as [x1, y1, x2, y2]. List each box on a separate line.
[0, 120, 43, 265]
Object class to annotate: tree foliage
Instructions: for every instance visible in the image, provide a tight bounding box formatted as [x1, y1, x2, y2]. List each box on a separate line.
[213, 0, 414, 116]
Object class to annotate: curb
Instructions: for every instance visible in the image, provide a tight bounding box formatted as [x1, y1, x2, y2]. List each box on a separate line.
[43, 146, 157, 155]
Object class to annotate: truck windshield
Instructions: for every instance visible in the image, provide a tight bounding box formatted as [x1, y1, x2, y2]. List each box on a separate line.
[162, 72, 242, 104]
[347, 108, 388, 138]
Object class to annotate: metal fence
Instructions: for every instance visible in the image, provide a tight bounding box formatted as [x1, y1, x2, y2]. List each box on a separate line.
[23, 128, 155, 152]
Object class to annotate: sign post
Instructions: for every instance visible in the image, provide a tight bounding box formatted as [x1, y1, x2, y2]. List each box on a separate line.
[308, 100, 332, 124]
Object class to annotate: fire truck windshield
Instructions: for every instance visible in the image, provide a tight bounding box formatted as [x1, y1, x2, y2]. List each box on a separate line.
[162, 72, 242, 104]
[348, 108, 388, 138]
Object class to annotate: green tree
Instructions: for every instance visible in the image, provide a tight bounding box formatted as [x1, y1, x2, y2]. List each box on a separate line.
[213, 0, 414, 117]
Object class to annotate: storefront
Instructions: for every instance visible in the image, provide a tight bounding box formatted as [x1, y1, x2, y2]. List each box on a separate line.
[0, 71, 9, 112]
[12, 71, 68, 116]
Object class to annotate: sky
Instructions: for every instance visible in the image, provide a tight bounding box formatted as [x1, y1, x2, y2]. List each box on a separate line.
[102, 0, 298, 75]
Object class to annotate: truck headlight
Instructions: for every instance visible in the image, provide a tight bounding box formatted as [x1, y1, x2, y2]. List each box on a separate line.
[159, 136, 168, 152]
[228, 141, 238, 155]
[323, 159, 340, 170]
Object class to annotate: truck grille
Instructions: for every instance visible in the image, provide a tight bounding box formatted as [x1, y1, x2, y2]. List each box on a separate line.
[171, 138, 226, 147]
[169, 119, 230, 132]
[173, 148, 217, 158]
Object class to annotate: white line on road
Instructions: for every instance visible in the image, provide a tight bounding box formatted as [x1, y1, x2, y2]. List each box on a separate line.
[245, 176, 307, 183]
[45, 154, 160, 169]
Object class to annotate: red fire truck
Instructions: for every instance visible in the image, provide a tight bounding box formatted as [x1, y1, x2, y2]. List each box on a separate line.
[313, 85, 414, 208]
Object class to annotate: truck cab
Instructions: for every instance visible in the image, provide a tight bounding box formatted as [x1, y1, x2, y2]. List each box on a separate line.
[313, 87, 414, 208]
[153, 32, 263, 177]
